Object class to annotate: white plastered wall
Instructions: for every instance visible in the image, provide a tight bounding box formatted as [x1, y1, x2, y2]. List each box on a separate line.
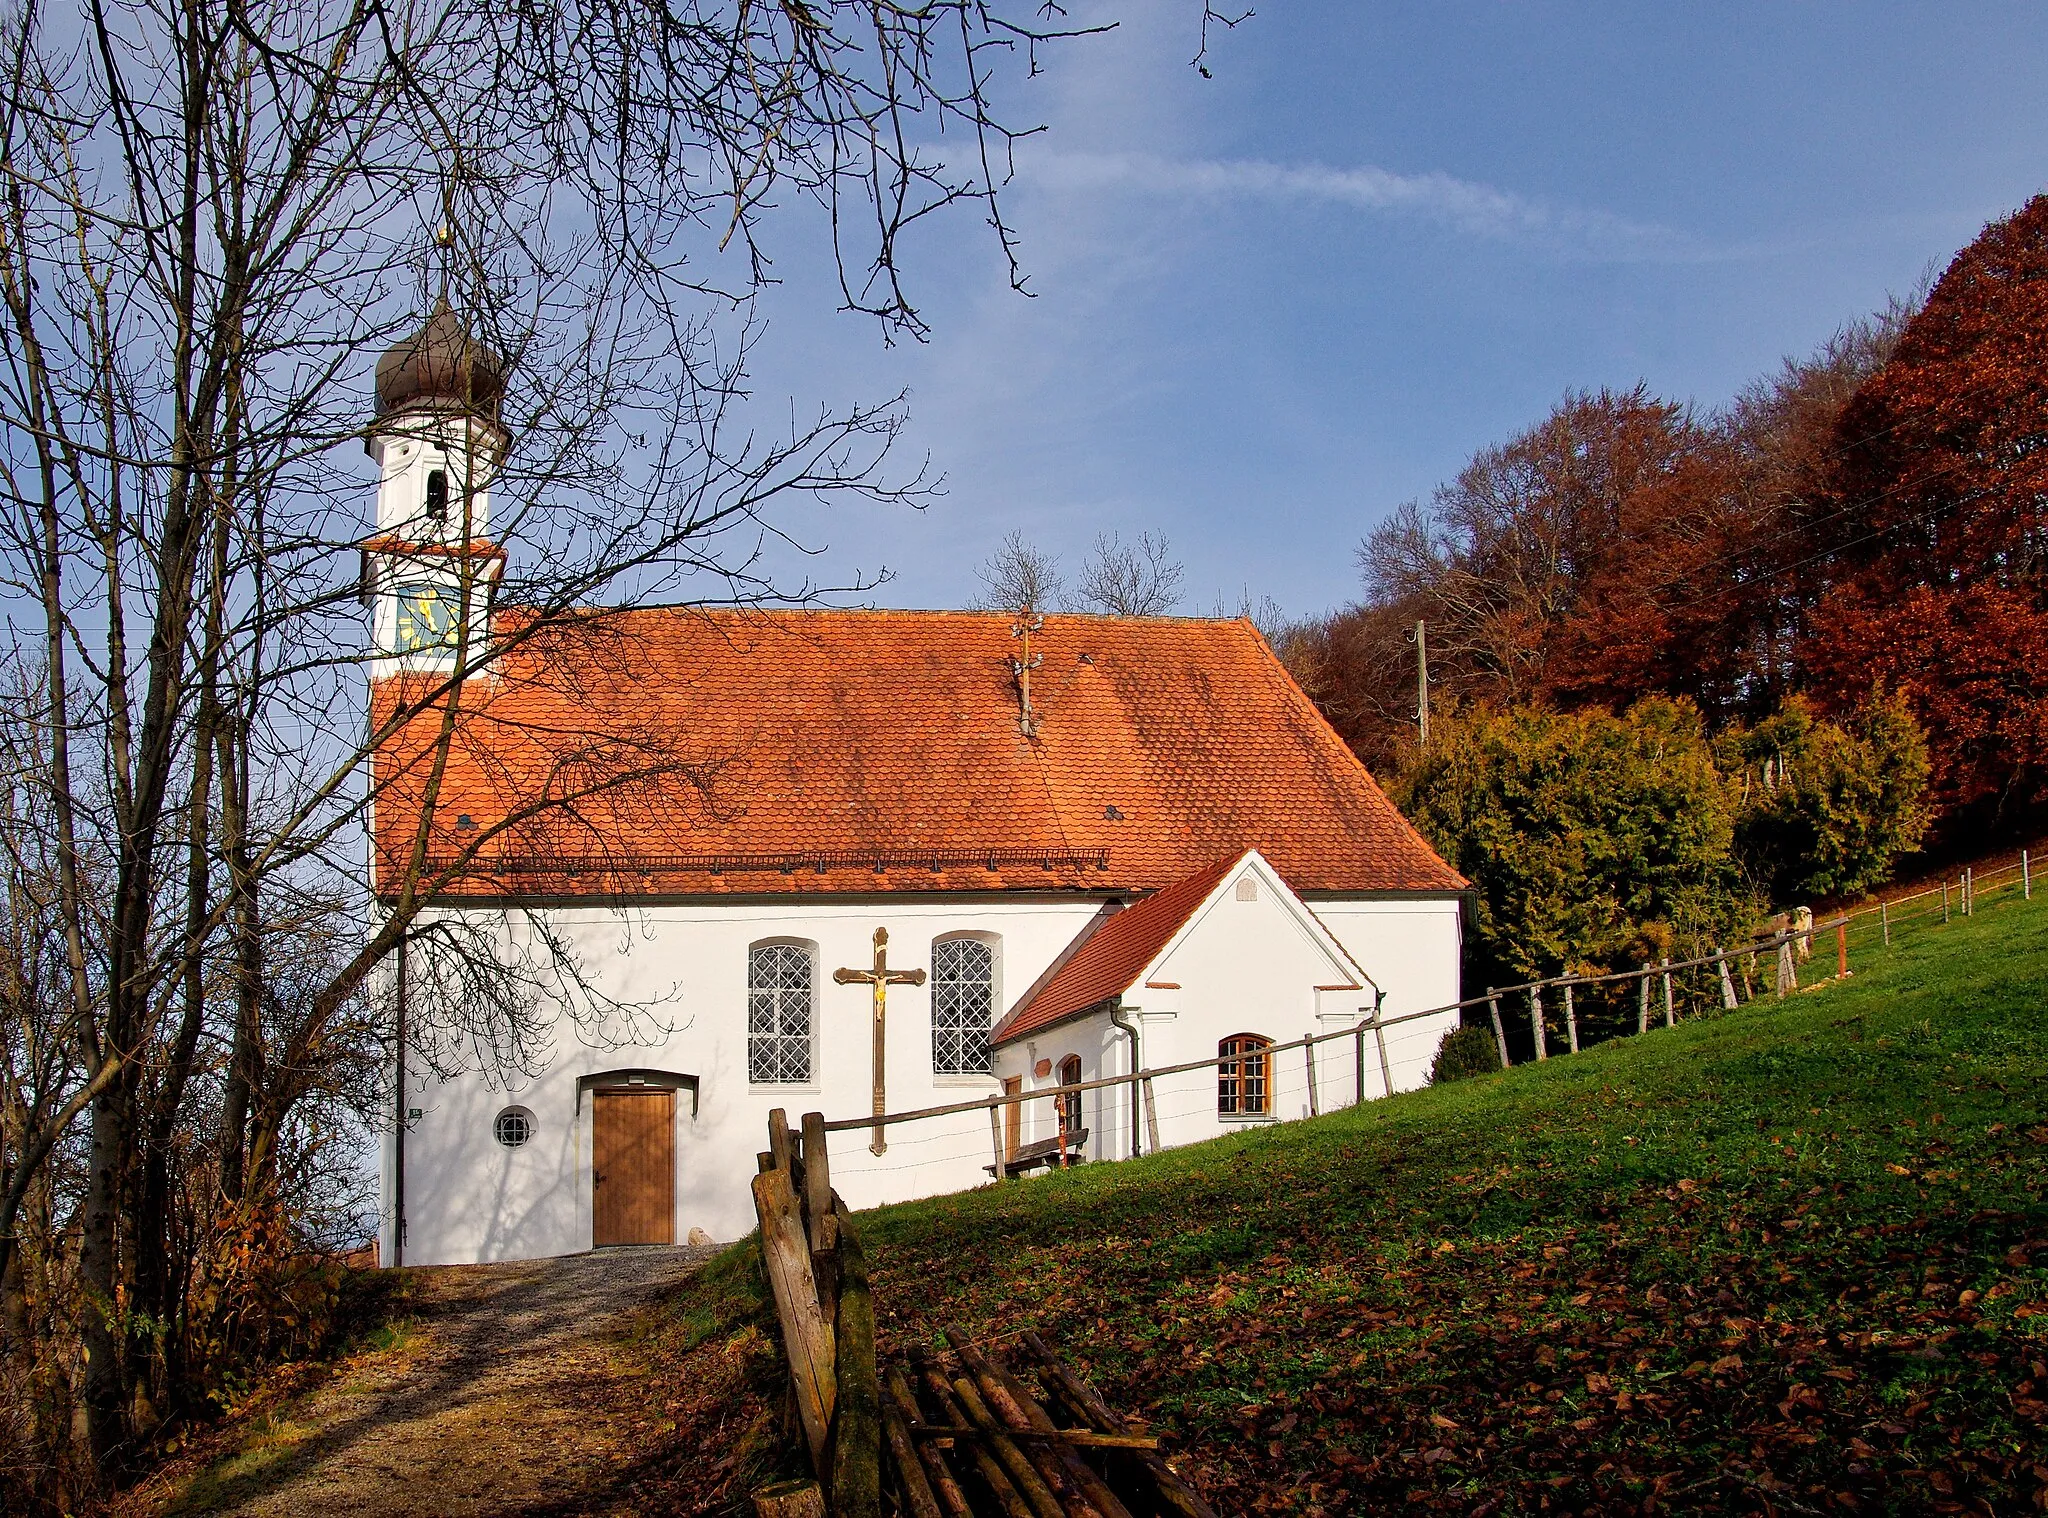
[382, 895, 1105, 1266]
[990, 854, 1466, 1167]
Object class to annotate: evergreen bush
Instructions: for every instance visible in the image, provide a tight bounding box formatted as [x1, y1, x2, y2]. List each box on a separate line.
[1431, 1024, 1502, 1083]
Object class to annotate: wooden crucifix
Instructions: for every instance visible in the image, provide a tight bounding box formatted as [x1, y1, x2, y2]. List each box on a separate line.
[833, 927, 925, 1155]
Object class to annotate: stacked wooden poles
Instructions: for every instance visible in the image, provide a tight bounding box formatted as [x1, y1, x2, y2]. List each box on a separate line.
[753, 1109, 881, 1518]
[1020, 1334, 1218, 1518]
[882, 1333, 1217, 1518]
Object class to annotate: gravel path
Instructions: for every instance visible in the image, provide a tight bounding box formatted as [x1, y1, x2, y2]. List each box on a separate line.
[141, 1246, 718, 1518]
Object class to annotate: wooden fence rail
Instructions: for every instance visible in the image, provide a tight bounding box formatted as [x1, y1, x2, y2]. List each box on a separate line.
[818, 866, 2037, 1158]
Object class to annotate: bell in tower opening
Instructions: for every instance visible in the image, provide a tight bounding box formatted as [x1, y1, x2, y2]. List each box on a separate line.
[364, 300, 509, 671]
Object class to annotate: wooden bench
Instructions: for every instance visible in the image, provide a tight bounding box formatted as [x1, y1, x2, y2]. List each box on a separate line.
[986, 1130, 1088, 1179]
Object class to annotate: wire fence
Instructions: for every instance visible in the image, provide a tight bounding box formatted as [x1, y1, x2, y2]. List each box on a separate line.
[811, 851, 2038, 1189]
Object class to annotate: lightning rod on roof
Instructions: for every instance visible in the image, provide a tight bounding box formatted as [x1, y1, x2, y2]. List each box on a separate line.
[1009, 614, 1044, 738]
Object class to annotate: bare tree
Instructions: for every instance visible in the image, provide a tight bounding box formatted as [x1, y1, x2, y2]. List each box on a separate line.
[1077, 530, 1185, 616]
[973, 530, 1066, 613]
[0, 0, 1141, 1494]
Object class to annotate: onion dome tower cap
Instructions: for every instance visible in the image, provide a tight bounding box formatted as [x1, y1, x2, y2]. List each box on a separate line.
[374, 298, 505, 420]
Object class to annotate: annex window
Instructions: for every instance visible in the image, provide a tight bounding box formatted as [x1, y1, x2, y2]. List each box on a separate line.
[1057, 1054, 1084, 1142]
[1218, 1034, 1271, 1117]
[748, 942, 815, 1084]
[931, 936, 995, 1075]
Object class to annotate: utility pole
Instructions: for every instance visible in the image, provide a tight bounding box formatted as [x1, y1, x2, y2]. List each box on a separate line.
[1404, 619, 1429, 747]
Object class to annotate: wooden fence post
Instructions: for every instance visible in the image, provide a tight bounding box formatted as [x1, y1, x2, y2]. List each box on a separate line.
[1142, 1076, 1161, 1154]
[1354, 1024, 1367, 1106]
[1563, 982, 1579, 1054]
[1637, 966, 1650, 1034]
[2026, 849, 2032, 900]
[988, 1099, 1006, 1181]
[1372, 1006, 1395, 1098]
[1716, 951, 1737, 1011]
[1881, 900, 1889, 946]
[1529, 985, 1547, 1061]
[1943, 880, 1950, 923]
[1303, 1033, 1319, 1117]
[829, 1197, 882, 1518]
[1776, 938, 1796, 998]
[1965, 866, 1973, 916]
[1836, 919, 1848, 978]
[751, 1166, 835, 1474]
[1661, 959, 1675, 1028]
[1488, 989, 1510, 1068]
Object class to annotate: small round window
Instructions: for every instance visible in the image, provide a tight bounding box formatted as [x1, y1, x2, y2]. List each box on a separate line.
[494, 1106, 535, 1148]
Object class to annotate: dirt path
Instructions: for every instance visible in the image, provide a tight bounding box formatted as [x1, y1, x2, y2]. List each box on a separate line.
[133, 1246, 718, 1518]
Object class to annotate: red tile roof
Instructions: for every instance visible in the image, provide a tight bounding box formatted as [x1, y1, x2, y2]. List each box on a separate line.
[992, 857, 1238, 1045]
[370, 609, 1464, 899]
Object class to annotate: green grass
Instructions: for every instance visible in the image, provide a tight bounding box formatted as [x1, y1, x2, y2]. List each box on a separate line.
[660, 895, 2048, 1514]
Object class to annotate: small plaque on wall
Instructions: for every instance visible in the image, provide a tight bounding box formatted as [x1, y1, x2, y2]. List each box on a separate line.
[1033, 1058, 1052, 1078]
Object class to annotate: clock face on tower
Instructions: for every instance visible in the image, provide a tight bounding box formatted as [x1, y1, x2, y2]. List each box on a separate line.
[393, 581, 460, 653]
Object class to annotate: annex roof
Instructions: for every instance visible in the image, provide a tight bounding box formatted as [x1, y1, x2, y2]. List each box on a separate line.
[369, 608, 1465, 899]
[991, 857, 1237, 1046]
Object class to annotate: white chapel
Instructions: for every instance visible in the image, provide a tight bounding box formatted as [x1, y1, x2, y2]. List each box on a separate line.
[365, 309, 1469, 1267]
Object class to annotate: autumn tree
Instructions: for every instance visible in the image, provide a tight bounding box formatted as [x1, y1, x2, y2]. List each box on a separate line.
[1802, 196, 2048, 835]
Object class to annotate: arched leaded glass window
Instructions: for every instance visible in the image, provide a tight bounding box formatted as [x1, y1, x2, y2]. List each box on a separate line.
[748, 942, 815, 1084]
[931, 937, 995, 1075]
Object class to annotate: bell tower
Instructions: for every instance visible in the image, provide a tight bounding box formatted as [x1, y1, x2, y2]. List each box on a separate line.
[366, 300, 509, 670]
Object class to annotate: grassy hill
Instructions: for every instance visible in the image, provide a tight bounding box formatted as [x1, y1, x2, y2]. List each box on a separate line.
[647, 894, 2048, 1515]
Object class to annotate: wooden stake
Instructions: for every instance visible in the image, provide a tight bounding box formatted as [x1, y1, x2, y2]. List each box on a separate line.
[752, 1167, 836, 1475]
[1716, 951, 1737, 1011]
[1661, 958, 1675, 1028]
[2026, 849, 2032, 900]
[1836, 919, 1848, 979]
[1776, 939, 1796, 998]
[915, 1363, 1036, 1518]
[1637, 967, 1650, 1034]
[1529, 985, 1547, 1060]
[752, 1479, 826, 1518]
[1563, 982, 1578, 1054]
[1353, 1024, 1367, 1106]
[1141, 1076, 1161, 1154]
[1488, 989, 1510, 1068]
[768, 1108, 796, 1176]
[1373, 1013, 1395, 1098]
[1882, 900, 1890, 946]
[886, 1368, 973, 1518]
[829, 1198, 881, 1518]
[942, 1371, 1065, 1518]
[1943, 880, 1950, 923]
[881, 1401, 946, 1518]
[1304, 1032, 1319, 1117]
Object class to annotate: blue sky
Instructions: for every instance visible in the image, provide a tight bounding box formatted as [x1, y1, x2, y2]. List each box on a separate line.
[736, 3, 2048, 622]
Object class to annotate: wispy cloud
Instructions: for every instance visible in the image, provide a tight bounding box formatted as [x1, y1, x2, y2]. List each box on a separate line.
[1025, 151, 1702, 262]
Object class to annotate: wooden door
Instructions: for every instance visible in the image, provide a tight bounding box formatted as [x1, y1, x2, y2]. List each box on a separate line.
[1002, 1077, 1022, 1161]
[592, 1088, 674, 1246]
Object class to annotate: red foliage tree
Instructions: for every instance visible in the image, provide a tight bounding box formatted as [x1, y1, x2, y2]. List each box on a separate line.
[1801, 195, 2048, 830]
[1805, 585, 2048, 823]
[1819, 195, 2048, 596]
